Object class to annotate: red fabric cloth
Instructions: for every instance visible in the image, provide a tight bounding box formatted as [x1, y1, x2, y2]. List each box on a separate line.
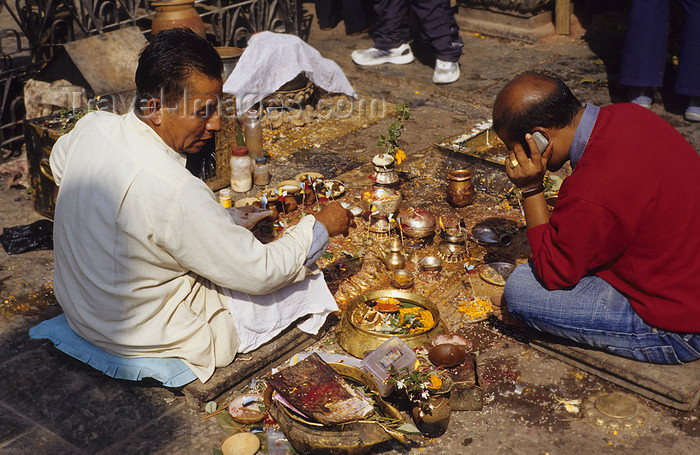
[527, 104, 700, 332]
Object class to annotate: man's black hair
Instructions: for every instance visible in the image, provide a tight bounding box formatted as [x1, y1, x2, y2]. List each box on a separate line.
[134, 28, 222, 110]
[493, 72, 582, 155]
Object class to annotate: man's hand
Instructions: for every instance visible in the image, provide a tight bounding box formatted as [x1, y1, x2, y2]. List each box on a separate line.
[313, 202, 356, 237]
[505, 133, 552, 189]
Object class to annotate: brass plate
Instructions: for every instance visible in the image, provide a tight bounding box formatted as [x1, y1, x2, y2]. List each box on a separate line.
[337, 289, 446, 358]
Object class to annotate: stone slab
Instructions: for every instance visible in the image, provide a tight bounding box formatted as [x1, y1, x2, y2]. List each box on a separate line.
[457, 8, 556, 43]
[182, 318, 335, 410]
[530, 334, 700, 411]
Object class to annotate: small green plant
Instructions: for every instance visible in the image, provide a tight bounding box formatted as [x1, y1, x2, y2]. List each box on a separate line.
[377, 102, 410, 164]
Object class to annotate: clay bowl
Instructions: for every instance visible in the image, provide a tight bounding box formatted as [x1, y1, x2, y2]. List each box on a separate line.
[278, 179, 302, 196]
[428, 343, 466, 368]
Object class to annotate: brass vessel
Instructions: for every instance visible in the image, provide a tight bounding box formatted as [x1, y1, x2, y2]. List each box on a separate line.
[151, 1, 206, 38]
[337, 289, 447, 358]
[446, 169, 476, 207]
[265, 363, 406, 455]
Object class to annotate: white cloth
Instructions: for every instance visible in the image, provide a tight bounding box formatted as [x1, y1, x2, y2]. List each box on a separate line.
[223, 31, 356, 113]
[226, 272, 338, 353]
[50, 110, 323, 382]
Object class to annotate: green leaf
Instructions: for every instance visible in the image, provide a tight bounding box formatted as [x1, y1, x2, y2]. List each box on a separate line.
[396, 423, 422, 434]
[204, 401, 218, 414]
[212, 448, 224, 455]
[321, 252, 334, 260]
[214, 410, 241, 434]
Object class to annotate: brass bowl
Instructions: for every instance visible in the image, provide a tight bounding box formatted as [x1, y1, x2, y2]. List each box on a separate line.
[265, 363, 405, 455]
[390, 269, 414, 289]
[337, 289, 447, 358]
[361, 187, 402, 216]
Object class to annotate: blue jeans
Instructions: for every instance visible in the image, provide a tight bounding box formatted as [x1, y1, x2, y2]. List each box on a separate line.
[504, 264, 700, 364]
[619, 0, 700, 96]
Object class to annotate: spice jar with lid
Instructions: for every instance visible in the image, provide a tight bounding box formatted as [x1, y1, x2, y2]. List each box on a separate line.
[253, 156, 270, 186]
[242, 109, 263, 160]
[230, 146, 253, 192]
[218, 188, 232, 208]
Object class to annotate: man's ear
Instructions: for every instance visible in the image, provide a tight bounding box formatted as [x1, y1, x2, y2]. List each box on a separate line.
[145, 98, 162, 125]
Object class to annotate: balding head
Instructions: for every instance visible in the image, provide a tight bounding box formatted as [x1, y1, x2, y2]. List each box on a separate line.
[493, 72, 582, 155]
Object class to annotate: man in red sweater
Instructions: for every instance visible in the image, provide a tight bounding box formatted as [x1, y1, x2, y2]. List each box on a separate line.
[490, 72, 700, 364]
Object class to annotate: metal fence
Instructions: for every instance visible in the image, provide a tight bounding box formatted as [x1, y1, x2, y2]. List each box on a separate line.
[0, 0, 300, 160]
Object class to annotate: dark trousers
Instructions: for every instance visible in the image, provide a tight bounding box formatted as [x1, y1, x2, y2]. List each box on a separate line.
[619, 0, 700, 97]
[315, 0, 374, 35]
[372, 0, 463, 62]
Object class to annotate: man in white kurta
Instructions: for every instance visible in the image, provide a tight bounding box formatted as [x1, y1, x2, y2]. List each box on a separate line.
[49, 29, 353, 383]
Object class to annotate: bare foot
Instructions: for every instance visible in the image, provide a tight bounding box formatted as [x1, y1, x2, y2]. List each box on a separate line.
[490, 294, 527, 327]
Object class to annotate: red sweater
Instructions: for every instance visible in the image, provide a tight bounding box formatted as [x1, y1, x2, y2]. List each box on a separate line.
[527, 104, 700, 332]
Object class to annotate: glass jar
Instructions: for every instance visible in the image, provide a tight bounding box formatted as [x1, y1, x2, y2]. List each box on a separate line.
[253, 156, 270, 186]
[242, 109, 263, 160]
[230, 146, 253, 192]
[218, 188, 232, 208]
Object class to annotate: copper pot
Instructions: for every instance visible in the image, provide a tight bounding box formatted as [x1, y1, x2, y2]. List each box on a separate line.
[151, 1, 206, 38]
[446, 169, 475, 207]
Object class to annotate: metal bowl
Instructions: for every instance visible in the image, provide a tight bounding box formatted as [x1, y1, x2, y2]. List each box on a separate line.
[337, 289, 446, 358]
[418, 255, 443, 272]
[361, 187, 402, 215]
[390, 269, 414, 289]
[399, 208, 436, 239]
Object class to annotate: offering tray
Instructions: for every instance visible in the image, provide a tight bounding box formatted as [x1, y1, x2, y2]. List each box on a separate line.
[265, 363, 406, 455]
[337, 289, 446, 358]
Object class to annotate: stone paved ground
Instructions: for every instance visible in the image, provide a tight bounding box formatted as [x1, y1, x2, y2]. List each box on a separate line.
[1, 2, 699, 454]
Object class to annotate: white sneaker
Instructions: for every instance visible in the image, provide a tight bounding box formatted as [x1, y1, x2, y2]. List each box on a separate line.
[351, 43, 414, 66]
[433, 59, 459, 84]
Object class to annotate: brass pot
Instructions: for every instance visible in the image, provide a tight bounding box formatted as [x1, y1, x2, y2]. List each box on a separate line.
[266, 363, 406, 455]
[337, 289, 447, 358]
[151, 1, 206, 38]
[446, 169, 475, 207]
[411, 396, 451, 437]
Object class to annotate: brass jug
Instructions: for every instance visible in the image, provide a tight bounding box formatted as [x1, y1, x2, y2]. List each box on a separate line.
[382, 238, 405, 270]
[446, 169, 475, 207]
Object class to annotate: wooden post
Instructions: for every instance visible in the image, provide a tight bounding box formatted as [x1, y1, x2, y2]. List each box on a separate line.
[555, 0, 571, 35]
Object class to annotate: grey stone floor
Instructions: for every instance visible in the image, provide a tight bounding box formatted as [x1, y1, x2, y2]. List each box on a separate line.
[1, 3, 700, 454]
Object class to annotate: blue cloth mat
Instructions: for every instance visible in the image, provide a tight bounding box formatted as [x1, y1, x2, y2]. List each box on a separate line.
[29, 314, 197, 388]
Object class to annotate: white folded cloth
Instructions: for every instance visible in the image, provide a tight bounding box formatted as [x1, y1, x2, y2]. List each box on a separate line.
[224, 272, 338, 353]
[223, 31, 356, 113]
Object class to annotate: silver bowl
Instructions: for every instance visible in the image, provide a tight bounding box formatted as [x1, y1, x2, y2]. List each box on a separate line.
[361, 186, 402, 216]
[399, 208, 436, 239]
[418, 255, 443, 272]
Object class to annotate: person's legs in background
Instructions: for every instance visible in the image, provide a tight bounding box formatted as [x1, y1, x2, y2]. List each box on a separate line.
[501, 264, 700, 365]
[619, 0, 669, 108]
[351, 0, 415, 65]
[410, 0, 463, 84]
[342, 0, 374, 36]
[677, 0, 700, 121]
[315, 0, 343, 31]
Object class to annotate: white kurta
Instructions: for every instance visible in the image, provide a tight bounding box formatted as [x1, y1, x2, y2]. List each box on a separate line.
[50, 111, 327, 382]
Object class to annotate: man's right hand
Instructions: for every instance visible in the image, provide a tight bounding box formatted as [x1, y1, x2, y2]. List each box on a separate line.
[313, 202, 356, 237]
